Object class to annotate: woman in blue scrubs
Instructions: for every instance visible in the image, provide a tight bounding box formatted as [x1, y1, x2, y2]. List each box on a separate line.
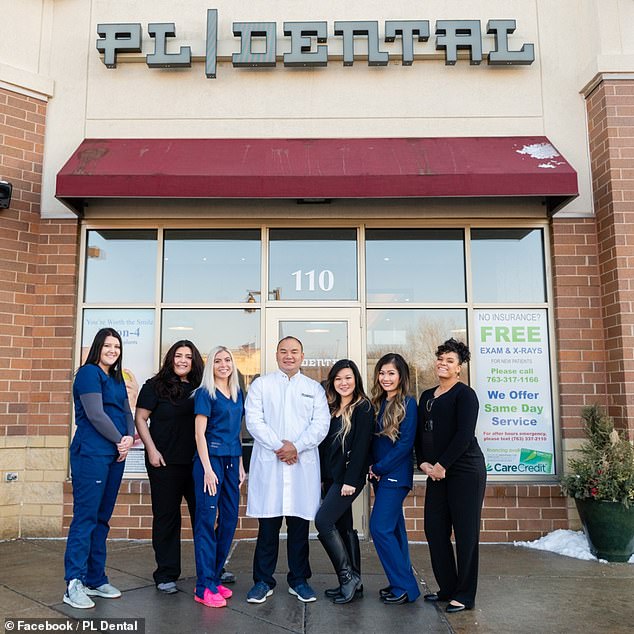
[63, 328, 135, 609]
[192, 346, 245, 608]
[369, 352, 420, 605]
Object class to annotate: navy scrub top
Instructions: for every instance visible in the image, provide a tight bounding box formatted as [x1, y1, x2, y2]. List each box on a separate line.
[71, 364, 129, 455]
[194, 388, 243, 457]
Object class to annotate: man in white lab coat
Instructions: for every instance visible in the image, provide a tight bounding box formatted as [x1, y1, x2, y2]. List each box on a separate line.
[245, 336, 330, 604]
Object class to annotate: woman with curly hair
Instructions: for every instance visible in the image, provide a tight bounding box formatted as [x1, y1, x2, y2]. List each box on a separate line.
[368, 352, 420, 605]
[135, 340, 204, 594]
[316, 359, 374, 604]
[415, 338, 486, 614]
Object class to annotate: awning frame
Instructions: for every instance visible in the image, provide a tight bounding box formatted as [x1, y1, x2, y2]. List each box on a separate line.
[55, 136, 578, 215]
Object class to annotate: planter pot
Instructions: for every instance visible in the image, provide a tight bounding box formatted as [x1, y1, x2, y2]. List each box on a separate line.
[575, 498, 634, 562]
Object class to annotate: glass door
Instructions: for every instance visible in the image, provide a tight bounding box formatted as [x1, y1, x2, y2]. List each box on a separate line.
[265, 308, 362, 380]
[265, 308, 368, 537]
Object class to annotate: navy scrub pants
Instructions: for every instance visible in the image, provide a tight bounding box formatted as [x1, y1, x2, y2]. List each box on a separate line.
[64, 449, 125, 586]
[252, 515, 311, 588]
[192, 455, 240, 598]
[370, 484, 421, 602]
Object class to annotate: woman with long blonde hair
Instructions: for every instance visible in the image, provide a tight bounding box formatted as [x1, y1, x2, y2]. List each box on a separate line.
[315, 359, 373, 604]
[192, 346, 246, 609]
[368, 353, 420, 605]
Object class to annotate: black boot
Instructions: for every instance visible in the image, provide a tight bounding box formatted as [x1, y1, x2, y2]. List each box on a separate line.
[324, 528, 349, 598]
[324, 529, 364, 598]
[318, 531, 362, 604]
[344, 529, 363, 597]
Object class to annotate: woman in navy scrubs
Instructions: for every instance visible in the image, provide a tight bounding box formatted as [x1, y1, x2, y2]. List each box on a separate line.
[135, 340, 204, 594]
[369, 353, 420, 605]
[316, 359, 373, 604]
[63, 328, 135, 609]
[192, 346, 246, 608]
[416, 339, 486, 614]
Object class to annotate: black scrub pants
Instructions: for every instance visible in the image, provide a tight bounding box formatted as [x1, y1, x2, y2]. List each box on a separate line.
[253, 516, 311, 588]
[424, 464, 486, 608]
[146, 461, 196, 585]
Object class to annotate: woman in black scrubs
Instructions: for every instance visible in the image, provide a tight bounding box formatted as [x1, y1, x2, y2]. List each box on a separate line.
[416, 339, 486, 613]
[316, 359, 373, 604]
[135, 340, 204, 594]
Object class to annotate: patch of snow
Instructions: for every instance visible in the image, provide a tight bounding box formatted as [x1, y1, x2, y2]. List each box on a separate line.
[514, 529, 633, 563]
[516, 143, 560, 160]
[538, 163, 556, 169]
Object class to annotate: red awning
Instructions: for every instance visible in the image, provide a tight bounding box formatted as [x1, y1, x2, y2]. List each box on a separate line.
[56, 137, 578, 214]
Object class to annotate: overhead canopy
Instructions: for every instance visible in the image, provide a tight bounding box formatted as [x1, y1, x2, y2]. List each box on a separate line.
[56, 136, 578, 214]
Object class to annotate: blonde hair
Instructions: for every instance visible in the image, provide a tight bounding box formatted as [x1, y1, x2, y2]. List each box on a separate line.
[370, 353, 410, 442]
[199, 346, 240, 402]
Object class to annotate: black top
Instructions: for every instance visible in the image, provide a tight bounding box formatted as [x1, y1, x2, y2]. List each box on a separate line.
[415, 382, 484, 472]
[136, 379, 196, 464]
[319, 399, 374, 489]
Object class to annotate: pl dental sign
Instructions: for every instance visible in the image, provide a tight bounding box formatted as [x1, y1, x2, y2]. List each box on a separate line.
[96, 10, 534, 78]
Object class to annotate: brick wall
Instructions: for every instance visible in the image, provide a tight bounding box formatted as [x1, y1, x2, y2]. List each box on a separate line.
[585, 78, 634, 438]
[402, 484, 567, 543]
[0, 86, 79, 537]
[550, 218, 608, 439]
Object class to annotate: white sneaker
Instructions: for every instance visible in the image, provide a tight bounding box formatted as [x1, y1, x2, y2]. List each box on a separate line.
[85, 582, 122, 599]
[63, 579, 95, 609]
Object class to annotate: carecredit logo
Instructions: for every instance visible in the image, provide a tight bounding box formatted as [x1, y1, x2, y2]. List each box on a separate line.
[488, 448, 553, 473]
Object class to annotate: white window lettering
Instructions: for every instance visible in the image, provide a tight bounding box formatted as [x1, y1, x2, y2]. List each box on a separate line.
[291, 269, 335, 292]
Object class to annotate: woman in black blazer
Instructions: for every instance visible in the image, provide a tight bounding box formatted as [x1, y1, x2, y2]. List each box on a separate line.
[416, 339, 486, 614]
[316, 359, 374, 604]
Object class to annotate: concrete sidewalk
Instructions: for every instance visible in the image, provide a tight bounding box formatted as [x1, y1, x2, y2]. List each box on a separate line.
[1, 538, 632, 633]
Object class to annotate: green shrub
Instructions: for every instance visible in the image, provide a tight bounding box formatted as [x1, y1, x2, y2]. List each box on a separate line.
[560, 405, 634, 508]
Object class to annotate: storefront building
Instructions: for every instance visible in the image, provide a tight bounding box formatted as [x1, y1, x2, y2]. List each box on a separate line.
[1, 1, 633, 542]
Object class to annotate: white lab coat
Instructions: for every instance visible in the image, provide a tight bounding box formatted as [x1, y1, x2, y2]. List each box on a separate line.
[245, 369, 330, 520]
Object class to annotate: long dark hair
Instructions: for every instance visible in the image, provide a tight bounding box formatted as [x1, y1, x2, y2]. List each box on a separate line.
[325, 359, 368, 447]
[370, 352, 410, 442]
[152, 340, 204, 402]
[83, 328, 124, 382]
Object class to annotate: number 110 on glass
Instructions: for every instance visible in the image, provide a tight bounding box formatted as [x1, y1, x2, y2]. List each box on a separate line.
[292, 269, 335, 292]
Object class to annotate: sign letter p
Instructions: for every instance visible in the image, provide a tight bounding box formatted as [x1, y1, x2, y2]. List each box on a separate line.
[97, 24, 142, 68]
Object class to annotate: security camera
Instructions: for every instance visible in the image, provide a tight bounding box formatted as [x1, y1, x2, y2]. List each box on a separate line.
[0, 181, 12, 209]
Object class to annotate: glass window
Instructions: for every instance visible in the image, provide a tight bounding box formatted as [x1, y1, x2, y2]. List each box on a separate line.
[161, 309, 261, 392]
[367, 309, 468, 397]
[84, 230, 157, 303]
[269, 228, 357, 301]
[366, 229, 465, 303]
[163, 229, 261, 303]
[471, 229, 546, 303]
[82, 308, 156, 477]
[278, 320, 348, 385]
[81, 308, 156, 392]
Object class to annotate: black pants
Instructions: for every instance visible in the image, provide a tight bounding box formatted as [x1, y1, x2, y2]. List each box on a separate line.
[424, 465, 486, 608]
[314, 480, 363, 536]
[253, 516, 310, 588]
[146, 461, 196, 585]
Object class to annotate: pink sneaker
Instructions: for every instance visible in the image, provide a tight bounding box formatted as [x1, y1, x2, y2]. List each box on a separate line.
[216, 585, 233, 599]
[194, 588, 227, 608]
